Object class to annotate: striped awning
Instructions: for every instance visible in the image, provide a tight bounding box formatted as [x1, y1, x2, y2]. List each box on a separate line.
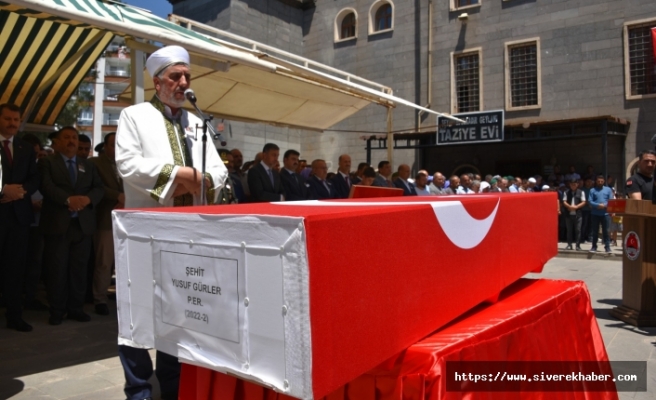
[0, 0, 462, 131]
[0, 3, 114, 126]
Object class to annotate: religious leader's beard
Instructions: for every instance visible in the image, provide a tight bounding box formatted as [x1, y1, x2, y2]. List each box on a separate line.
[159, 87, 186, 109]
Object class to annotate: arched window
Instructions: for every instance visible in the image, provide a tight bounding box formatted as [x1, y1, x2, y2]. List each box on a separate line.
[334, 8, 358, 42]
[368, 1, 394, 35]
[375, 4, 392, 31]
[341, 13, 356, 39]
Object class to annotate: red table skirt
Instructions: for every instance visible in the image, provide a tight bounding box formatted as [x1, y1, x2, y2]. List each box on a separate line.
[179, 278, 616, 400]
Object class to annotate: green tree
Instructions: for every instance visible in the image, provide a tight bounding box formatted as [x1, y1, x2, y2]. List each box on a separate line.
[55, 83, 94, 127]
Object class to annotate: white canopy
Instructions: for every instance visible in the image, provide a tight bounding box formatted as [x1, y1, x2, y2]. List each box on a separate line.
[3, 0, 463, 132]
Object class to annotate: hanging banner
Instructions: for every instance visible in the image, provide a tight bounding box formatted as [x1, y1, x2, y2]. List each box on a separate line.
[437, 110, 504, 145]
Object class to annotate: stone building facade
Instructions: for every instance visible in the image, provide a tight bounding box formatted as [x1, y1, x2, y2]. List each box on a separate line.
[170, 0, 656, 186]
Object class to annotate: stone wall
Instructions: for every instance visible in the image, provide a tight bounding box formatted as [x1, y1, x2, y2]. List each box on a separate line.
[172, 0, 656, 176]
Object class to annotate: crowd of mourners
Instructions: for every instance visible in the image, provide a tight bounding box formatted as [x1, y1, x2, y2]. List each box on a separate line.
[220, 145, 562, 204]
[3, 107, 656, 334]
[223, 145, 656, 258]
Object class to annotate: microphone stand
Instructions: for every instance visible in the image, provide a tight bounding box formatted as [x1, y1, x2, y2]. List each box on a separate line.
[188, 101, 212, 206]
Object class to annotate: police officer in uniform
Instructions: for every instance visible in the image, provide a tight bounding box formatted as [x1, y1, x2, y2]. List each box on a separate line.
[625, 150, 656, 202]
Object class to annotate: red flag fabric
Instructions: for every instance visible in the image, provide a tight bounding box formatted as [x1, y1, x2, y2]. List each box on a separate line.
[179, 279, 616, 400]
[652, 28, 656, 60]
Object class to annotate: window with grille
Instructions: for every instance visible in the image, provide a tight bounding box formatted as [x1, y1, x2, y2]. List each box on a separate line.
[627, 23, 656, 96]
[375, 4, 392, 31]
[508, 42, 539, 108]
[341, 13, 356, 39]
[454, 52, 480, 113]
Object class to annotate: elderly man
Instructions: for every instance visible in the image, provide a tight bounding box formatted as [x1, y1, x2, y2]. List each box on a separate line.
[445, 175, 460, 195]
[331, 154, 352, 198]
[457, 173, 474, 194]
[429, 172, 447, 195]
[393, 164, 417, 196]
[0, 103, 40, 332]
[307, 159, 336, 199]
[115, 45, 228, 400]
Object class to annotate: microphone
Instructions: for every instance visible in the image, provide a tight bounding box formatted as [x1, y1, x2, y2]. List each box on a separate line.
[184, 88, 197, 104]
[185, 89, 227, 146]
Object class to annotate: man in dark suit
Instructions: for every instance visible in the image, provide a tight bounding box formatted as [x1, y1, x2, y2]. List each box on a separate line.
[89, 132, 123, 316]
[0, 103, 39, 332]
[372, 160, 393, 187]
[331, 154, 352, 199]
[393, 164, 417, 196]
[280, 149, 312, 201]
[248, 143, 284, 202]
[39, 126, 104, 325]
[352, 162, 369, 184]
[307, 159, 336, 199]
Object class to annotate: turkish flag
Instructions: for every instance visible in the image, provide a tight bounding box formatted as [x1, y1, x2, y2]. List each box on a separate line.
[652, 27, 656, 60]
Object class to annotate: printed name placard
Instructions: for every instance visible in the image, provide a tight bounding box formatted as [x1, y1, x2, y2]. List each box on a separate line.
[437, 110, 504, 145]
[159, 251, 240, 343]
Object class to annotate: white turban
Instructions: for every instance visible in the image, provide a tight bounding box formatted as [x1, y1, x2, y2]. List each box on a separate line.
[146, 45, 190, 78]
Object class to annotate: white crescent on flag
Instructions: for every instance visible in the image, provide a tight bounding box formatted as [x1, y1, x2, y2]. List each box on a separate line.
[274, 198, 501, 249]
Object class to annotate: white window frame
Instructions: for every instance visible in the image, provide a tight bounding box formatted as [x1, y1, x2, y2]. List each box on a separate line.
[450, 0, 481, 12]
[624, 17, 656, 100]
[368, 0, 394, 36]
[450, 47, 484, 114]
[334, 8, 358, 43]
[504, 38, 541, 111]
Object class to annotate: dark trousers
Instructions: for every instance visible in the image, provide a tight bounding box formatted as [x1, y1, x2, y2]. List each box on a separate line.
[581, 210, 592, 242]
[118, 345, 181, 400]
[565, 212, 582, 247]
[44, 219, 92, 316]
[591, 214, 610, 249]
[25, 225, 44, 304]
[0, 211, 28, 321]
[558, 211, 567, 242]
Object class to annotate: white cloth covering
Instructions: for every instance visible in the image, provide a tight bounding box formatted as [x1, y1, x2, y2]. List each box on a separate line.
[116, 101, 228, 208]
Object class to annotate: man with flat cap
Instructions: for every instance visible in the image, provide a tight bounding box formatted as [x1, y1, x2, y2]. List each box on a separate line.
[115, 45, 228, 400]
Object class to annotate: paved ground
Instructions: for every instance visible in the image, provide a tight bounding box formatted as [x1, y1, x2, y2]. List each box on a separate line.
[0, 247, 653, 399]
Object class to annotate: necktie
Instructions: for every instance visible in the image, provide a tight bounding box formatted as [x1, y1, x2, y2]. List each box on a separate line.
[67, 159, 77, 185]
[268, 168, 274, 186]
[291, 171, 298, 185]
[68, 159, 78, 217]
[2, 140, 12, 166]
[345, 175, 350, 187]
[323, 180, 330, 195]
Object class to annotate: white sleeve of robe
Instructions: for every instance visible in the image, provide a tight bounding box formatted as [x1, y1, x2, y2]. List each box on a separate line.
[116, 102, 228, 208]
